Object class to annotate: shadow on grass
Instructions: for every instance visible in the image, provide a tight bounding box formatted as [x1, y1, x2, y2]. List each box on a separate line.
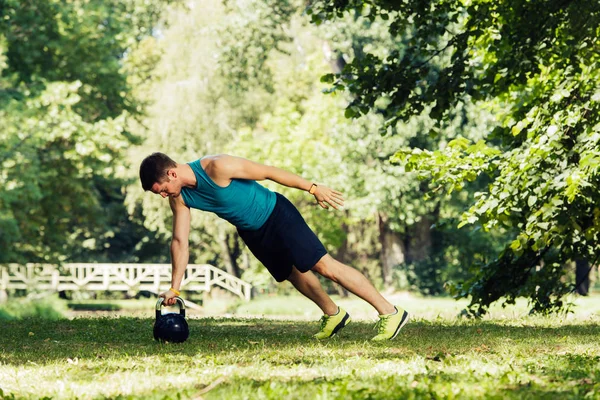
[1, 317, 599, 364]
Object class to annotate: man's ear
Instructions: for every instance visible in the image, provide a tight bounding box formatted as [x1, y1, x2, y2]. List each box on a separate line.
[167, 168, 177, 179]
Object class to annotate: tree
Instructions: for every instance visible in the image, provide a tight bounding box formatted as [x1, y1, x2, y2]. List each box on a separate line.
[0, 0, 171, 263]
[308, 0, 600, 314]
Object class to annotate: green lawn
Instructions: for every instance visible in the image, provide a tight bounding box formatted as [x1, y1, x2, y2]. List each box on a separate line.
[1, 294, 600, 399]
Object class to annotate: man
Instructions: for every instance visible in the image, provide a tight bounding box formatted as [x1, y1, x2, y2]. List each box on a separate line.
[139, 152, 409, 340]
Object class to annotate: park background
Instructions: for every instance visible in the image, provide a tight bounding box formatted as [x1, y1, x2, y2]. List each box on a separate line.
[1, 0, 600, 399]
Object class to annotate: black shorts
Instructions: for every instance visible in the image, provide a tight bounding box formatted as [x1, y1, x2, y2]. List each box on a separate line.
[237, 193, 327, 282]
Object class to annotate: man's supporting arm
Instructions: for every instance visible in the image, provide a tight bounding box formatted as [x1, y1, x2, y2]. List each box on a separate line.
[161, 195, 191, 305]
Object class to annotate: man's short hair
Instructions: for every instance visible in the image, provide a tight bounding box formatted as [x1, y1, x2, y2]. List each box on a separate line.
[139, 152, 177, 191]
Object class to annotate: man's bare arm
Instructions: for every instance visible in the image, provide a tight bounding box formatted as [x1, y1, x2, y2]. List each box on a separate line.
[212, 154, 344, 210]
[161, 195, 191, 305]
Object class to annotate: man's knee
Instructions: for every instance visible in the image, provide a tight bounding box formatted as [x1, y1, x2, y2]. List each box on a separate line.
[312, 255, 338, 281]
[286, 265, 301, 283]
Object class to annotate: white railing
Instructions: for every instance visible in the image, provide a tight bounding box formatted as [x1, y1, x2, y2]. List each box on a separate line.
[0, 263, 252, 301]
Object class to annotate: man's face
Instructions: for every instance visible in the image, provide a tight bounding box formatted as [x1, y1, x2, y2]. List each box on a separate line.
[150, 176, 180, 198]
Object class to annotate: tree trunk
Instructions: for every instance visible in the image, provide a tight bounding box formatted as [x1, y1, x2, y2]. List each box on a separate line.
[242, 249, 251, 271]
[404, 201, 441, 264]
[575, 259, 590, 296]
[377, 212, 406, 289]
[404, 216, 433, 264]
[322, 41, 346, 73]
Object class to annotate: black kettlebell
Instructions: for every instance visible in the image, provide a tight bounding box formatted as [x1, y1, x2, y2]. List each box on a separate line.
[154, 296, 189, 343]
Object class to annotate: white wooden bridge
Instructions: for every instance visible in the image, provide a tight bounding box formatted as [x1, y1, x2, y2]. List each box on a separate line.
[0, 263, 252, 301]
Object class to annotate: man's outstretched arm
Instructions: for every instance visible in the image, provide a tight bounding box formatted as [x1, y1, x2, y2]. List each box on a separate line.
[160, 195, 191, 305]
[212, 154, 345, 210]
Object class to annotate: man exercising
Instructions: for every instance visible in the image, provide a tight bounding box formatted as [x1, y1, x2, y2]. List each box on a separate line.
[139, 152, 409, 340]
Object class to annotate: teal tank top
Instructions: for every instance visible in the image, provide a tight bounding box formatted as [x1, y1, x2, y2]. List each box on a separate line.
[180, 159, 276, 230]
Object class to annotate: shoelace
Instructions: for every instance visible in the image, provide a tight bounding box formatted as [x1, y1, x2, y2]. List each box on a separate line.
[319, 315, 330, 331]
[373, 316, 389, 334]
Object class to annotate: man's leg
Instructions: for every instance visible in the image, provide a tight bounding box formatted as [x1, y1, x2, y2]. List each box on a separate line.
[312, 254, 409, 340]
[287, 266, 351, 339]
[312, 254, 396, 315]
[287, 266, 338, 315]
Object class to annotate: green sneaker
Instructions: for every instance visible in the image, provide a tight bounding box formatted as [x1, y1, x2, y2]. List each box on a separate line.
[313, 307, 351, 339]
[371, 306, 409, 341]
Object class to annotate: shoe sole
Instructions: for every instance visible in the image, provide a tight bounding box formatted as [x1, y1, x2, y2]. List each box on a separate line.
[329, 313, 351, 338]
[389, 310, 409, 340]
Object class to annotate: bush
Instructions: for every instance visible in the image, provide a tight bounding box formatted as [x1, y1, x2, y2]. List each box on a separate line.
[67, 302, 122, 311]
[0, 295, 68, 320]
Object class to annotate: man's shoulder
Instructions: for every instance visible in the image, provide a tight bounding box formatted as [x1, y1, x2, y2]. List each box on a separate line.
[169, 194, 188, 211]
[205, 154, 237, 174]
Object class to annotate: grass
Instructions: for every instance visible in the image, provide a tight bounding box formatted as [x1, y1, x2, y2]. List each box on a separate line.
[1, 294, 600, 399]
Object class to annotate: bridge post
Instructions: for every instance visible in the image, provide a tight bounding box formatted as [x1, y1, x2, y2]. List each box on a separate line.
[0, 267, 6, 303]
[204, 266, 211, 293]
[51, 269, 60, 291]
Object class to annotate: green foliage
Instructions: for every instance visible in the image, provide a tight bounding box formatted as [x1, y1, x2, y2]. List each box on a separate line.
[401, 214, 509, 296]
[0, 81, 131, 262]
[1, 0, 172, 120]
[0, 295, 67, 320]
[306, 7, 511, 294]
[0, 0, 171, 263]
[67, 302, 122, 311]
[219, 0, 297, 93]
[310, 0, 600, 314]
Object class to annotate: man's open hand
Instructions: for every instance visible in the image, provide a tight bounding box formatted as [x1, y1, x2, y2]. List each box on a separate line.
[313, 185, 345, 210]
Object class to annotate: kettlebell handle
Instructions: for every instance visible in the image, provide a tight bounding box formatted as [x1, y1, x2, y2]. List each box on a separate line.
[155, 296, 186, 319]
